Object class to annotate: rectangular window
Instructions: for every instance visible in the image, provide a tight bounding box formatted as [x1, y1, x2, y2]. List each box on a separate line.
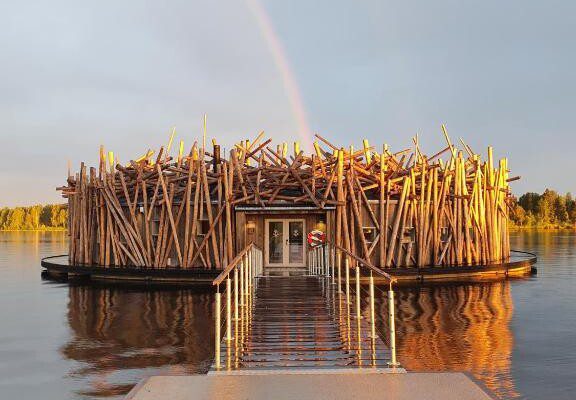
[362, 227, 377, 244]
[440, 227, 450, 242]
[402, 226, 415, 243]
[197, 220, 210, 236]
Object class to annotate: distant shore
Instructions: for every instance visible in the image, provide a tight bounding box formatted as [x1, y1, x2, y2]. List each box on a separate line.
[510, 225, 576, 231]
[0, 228, 67, 232]
[0, 204, 67, 231]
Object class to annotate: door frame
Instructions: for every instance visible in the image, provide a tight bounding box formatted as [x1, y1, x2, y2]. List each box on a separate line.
[264, 218, 306, 267]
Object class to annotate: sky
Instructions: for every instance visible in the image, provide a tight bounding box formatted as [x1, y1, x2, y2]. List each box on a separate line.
[1, 0, 575, 206]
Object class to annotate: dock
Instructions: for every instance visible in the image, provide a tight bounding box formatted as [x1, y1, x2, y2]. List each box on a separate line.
[126, 246, 496, 399]
[216, 275, 391, 370]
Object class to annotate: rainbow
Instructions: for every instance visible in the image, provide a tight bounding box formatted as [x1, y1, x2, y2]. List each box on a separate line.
[247, 0, 314, 151]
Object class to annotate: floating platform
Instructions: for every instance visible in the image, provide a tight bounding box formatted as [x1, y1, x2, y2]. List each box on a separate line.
[384, 250, 537, 284]
[40, 255, 220, 285]
[41, 250, 536, 286]
[125, 371, 495, 400]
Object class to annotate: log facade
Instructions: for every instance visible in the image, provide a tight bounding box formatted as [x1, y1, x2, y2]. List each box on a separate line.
[59, 127, 514, 271]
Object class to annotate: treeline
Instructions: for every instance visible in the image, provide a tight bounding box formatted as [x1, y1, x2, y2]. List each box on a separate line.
[510, 190, 576, 229]
[0, 193, 573, 230]
[0, 204, 68, 230]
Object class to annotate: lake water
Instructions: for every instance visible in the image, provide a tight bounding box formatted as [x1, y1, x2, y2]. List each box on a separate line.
[0, 231, 574, 399]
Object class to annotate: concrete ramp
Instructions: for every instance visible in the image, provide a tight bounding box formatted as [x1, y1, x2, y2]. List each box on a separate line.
[125, 372, 494, 400]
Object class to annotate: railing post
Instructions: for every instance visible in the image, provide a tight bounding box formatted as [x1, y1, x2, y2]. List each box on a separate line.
[215, 286, 221, 369]
[369, 271, 376, 339]
[388, 286, 399, 367]
[234, 267, 239, 321]
[248, 250, 252, 290]
[355, 263, 362, 319]
[244, 254, 249, 296]
[318, 246, 321, 276]
[337, 249, 342, 292]
[323, 245, 328, 277]
[318, 247, 321, 275]
[345, 258, 350, 304]
[319, 247, 322, 275]
[331, 244, 335, 284]
[311, 249, 314, 275]
[314, 247, 317, 275]
[251, 248, 255, 281]
[240, 259, 245, 307]
[314, 248, 317, 275]
[318, 246, 324, 276]
[313, 248, 316, 275]
[226, 277, 232, 341]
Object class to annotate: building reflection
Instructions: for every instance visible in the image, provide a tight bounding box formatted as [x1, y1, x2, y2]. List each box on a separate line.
[60, 284, 214, 397]
[59, 278, 519, 398]
[381, 281, 518, 399]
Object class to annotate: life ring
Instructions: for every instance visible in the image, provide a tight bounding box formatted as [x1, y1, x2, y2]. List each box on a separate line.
[307, 230, 326, 247]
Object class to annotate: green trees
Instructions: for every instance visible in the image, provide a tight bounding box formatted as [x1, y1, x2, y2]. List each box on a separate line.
[2, 194, 576, 229]
[0, 204, 67, 230]
[511, 190, 576, 228]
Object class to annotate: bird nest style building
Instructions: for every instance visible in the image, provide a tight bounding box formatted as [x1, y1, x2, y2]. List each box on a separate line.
[56, 126, 519, 279]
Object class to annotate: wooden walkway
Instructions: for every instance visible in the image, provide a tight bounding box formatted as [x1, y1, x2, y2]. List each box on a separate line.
[215, 276, 391, 371]
[129, 275, 498, 399]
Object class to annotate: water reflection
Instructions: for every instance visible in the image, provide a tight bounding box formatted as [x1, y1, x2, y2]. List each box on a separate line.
[384, 282, 518, 399]
[61, 284, 215, 398]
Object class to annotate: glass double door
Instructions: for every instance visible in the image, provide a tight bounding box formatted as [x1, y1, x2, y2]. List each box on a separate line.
[265, 219, 305, 266]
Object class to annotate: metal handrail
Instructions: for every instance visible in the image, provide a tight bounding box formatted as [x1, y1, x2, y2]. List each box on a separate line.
[212, 242, 263, 370]
[212, 242, 258, 286]
[308, 241, 400, 368]
[330, 242, 396, 284]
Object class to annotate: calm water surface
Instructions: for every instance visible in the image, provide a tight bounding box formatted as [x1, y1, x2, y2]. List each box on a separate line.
[0, 231, 575, 399]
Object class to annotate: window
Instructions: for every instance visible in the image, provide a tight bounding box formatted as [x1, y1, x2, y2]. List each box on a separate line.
[440, 227, 450, 242]
[197, 220, 210, 236]
[469, 227, 476, 241]
[362, 227, 377, 244]
[402, 226, 415, 243]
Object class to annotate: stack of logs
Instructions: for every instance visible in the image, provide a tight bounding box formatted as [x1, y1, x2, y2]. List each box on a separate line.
[59, 125, 516, 269]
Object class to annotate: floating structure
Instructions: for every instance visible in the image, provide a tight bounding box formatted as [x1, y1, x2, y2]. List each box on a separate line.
[41, 122, 537, 399]
[45, 123, 536, 282]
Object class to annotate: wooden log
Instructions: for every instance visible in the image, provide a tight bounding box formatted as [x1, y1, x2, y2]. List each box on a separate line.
[386, 176, 411, 267]
[346, 170, 370, 259]
[156, 164, 183, 266]
[200, 161, 220, 268]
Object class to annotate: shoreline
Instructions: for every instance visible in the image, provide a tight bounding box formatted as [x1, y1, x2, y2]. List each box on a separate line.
[510, 226, 576, 231]
[0, 229, 67, 232]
